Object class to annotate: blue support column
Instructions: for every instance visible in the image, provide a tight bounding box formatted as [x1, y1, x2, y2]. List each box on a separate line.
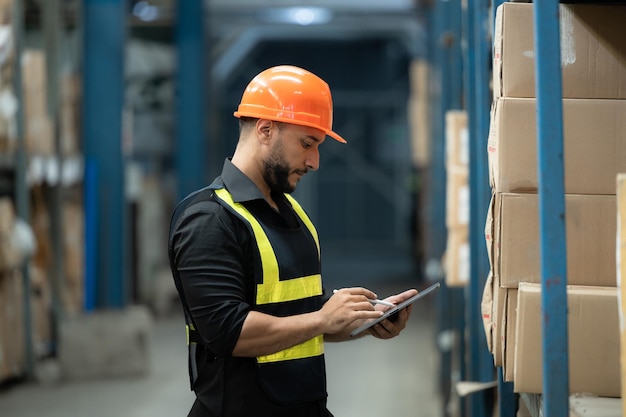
[428, 1, 465, 414]
[426, 0, 462, 268]
[176, 0, 207, 201]
[533, 2, 570, 416]
[83, 0, 127, 308]
[84, 162, 98, 312]
[465, 0, 494, 413]
[498, 367, 518, 416]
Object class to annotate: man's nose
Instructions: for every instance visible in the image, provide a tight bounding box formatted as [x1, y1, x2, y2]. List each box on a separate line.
[305, 147, 320, 171]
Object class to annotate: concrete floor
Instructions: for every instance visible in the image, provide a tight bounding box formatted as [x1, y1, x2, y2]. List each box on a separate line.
[0, 254, 444, 417]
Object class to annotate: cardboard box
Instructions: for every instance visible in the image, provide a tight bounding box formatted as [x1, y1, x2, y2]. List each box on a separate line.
[491, 273, 507, 367]
[408, 96, 430, 168]
[481, 271, 493, 353]
[444, 226, 469, 288]
[0, 0, 12, 25]
[446, 110, 469, 169]
[493, 3, 626, 99]
[485, 193, 495, 271]
[514, 283, 621, 397]
[569, 397, 622, 417]
[0, 198, 19, 271]
[490, 193, 616, 288]
[22, 50, 54, 156]
[63, 201, 84, 314]
[502, 288, 517, 382]
[409, 58, 429, 95]
[446, 166, 469, 229]
[488, 98, 626, 194]
[60, 72, 81, 157]
[617, 173, 626, 410]
[0, 269, 24, 381]
[408, 59, 431, 168]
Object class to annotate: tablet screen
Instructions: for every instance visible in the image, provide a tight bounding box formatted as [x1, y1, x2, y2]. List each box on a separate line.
[350, 282, 441, 337]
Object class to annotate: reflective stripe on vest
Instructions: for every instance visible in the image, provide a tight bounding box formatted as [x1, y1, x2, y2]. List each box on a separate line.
[186, 324, 194, 345]
[284, 193, 320, 259]
[213, 188, 324, 364]
[187, 323, 201, 345]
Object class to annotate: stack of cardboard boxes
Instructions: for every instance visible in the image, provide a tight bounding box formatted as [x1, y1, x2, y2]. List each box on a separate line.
[408, 59, 469, 288]
[483, 2, 626, 397]
[407, 58, 431, 272]
[24, 55, 85, 370]
[408, 59, 431, 170]
[0, 30, 84, 383]
[0, 199, 26, 382]
[0, 0, 25, 383]
[444, 110, 469, 288]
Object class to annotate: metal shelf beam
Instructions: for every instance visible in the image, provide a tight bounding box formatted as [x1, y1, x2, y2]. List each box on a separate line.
[532, 2, 570, 416]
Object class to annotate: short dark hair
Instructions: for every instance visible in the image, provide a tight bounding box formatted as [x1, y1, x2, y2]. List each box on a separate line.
[238, 117, 284, 134]
[238, 116, 257, 134]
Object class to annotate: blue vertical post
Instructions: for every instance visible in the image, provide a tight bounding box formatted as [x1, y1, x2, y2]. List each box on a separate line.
[498, 367, 517, 416]
[430, 0, 465, 413]
[447, 2, 466, 416]
[533, 2, 570, 416]
[176, 0, 207, 201]
[84, 162, 98, 312]
[83, 0, 127, 308]
[465, 0, 494, 413]
[427, 10, 446, 392]
[426, 0, 447, 272]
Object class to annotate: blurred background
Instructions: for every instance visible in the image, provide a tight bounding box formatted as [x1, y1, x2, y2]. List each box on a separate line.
[0, 0, 490, 416]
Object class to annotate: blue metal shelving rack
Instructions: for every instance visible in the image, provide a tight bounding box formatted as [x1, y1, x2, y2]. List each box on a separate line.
[430, 0, 570, 414]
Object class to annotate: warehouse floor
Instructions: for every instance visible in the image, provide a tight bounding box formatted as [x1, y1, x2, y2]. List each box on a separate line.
[0, 251, 444, 417]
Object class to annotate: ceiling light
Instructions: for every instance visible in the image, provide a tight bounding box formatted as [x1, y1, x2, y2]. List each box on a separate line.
[133, 1, 159, 22]
[259, 7, 334, 26]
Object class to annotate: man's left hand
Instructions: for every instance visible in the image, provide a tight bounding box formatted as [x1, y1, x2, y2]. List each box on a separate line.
[368, 289, 418, 340]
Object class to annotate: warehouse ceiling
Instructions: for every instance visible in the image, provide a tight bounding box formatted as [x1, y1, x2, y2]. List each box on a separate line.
[203, 0, 427, 83]
[126, 0, 428, 78]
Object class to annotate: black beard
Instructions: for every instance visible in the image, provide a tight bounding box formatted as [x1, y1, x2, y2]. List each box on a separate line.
[263, 157, 295, 194]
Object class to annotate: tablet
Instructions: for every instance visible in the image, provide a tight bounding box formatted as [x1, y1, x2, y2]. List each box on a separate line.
[350, 282, 441, 337]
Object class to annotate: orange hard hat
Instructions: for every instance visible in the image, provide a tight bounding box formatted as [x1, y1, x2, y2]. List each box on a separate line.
[233, 65, 347, 143]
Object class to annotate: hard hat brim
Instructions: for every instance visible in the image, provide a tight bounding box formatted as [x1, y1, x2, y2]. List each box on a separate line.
[234, 111, 347, 144]
[326, 130, 347, 144]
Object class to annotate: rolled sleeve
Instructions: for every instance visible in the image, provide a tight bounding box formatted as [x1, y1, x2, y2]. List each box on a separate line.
[171, 202, 252, 357]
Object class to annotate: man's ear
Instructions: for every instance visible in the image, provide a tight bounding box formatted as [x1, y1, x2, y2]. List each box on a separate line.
[256, 119, 273, 143]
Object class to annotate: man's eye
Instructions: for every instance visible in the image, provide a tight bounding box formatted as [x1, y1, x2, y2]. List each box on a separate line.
[302, 141, 312, 148]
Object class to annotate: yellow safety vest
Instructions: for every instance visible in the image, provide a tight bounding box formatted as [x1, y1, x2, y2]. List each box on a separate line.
[212, 187, 325, 364]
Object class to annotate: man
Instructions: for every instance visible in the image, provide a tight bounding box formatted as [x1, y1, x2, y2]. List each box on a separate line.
[168, 65, 418, 417]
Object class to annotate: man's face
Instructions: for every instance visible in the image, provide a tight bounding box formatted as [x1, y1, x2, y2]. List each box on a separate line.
[262, 123, 325, 194]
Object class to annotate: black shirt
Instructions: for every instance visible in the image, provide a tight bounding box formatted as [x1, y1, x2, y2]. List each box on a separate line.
[169, 158, 332, 417]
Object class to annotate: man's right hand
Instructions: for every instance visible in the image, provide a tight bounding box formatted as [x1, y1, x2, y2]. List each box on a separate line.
[320, 287, 384, 336]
